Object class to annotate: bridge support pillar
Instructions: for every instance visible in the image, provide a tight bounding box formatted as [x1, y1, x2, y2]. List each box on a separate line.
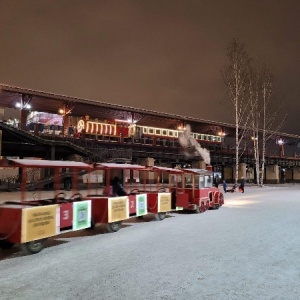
[232, 163, 247, 181]
[20, 109, 29, 130]
[51, 145, 56, 160]
[265, 165, 279, 184]
[63, 114, 70, 136]
[292, 167, 300, 183]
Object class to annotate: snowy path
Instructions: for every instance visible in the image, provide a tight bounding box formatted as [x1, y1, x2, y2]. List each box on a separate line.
[0, 185, 300, 300]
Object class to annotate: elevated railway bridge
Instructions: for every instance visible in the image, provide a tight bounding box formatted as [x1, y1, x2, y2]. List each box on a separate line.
[0, 84, 299, 185]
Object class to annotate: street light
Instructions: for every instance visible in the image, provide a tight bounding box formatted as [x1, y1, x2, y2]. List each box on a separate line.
[15, 102, 31, 110]
[277, 138, 285, 157]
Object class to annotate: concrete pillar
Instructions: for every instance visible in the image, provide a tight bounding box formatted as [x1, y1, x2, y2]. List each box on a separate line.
[223, 166, 233, 182]
[293, 167, 300, 183]
[246, 166, 255, 182]
[20, 109, 29, 130]
[232, 163, 247, 181]
[265, 165, 279, 184]
[239, 163, 247, 179]
[285, 169, 293, 183]
[51, 145, 55, 160]
[63, 114, 70, 136]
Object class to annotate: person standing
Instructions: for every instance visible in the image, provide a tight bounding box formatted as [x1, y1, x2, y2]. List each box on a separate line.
[112, 176, 127, 196]
[222, 180, 227, 193]
[239, 177, 245, 193]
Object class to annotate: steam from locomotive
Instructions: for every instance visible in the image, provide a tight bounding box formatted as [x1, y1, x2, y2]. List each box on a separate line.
[178, 124, 211, 165]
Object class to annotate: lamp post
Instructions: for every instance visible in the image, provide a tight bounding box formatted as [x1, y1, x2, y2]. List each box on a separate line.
[277, 138, 284, 158]
[16, 96, 31, 130]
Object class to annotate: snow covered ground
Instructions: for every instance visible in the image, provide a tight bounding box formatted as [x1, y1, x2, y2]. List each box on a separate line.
[0, 185, 300, 300]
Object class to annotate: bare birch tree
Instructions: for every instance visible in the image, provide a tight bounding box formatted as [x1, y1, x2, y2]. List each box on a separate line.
[222, 38, 252, 184]
[248, 61, 286, 186]
[259, 63, 286, 185]
[248, 60, 261, 185]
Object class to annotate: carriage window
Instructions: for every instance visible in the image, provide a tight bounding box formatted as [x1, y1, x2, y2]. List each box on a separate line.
[155, 129, 161, 135]
[174, 131, 178, 137]
[212, 136, 217, 142]
[217, 137, 221, 142]
[193, 133, 197, 139]
[204, 175, 212, 187]
[184, 174, 193, 188]
[148, 128, 154, 134]
[203, 135, 207, 141]
[162, 130, 167, 136]
[199, 176, 205, 188]
[207, 135, 212, 141]
[168, 131, 174, 137]
[143, 127, 148, 134]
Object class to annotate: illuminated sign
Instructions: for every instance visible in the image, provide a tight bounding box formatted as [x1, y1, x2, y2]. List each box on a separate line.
[21, 205, 59, 243]
[157, 193, 171, 212]
[108, 196, 129, 223]
[72, 201, 91, 230]
[136, 194, 147, 216]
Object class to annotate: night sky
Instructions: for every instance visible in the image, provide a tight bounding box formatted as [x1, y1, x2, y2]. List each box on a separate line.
[0, 0, 299, 134]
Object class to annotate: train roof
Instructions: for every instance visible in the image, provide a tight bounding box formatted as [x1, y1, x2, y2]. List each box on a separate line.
[147, 166, 184, 174]
[93, 163, 146, 170]
[182, 168, 213, 175]
[0, 158, 92, 168]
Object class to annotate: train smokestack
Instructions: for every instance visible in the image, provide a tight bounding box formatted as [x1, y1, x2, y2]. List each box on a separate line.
[206, 165, 213, 171]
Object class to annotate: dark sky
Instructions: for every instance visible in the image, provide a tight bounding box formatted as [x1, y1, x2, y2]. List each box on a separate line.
[0, 0, 299, 134]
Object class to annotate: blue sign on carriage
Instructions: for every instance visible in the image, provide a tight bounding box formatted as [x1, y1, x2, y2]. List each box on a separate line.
[73, 200, 91, 230]
[136, 194, 147, 217]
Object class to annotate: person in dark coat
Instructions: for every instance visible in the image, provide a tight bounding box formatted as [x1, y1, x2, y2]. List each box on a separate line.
[112, 177, 127, 196]
[239, 177, 245, 193]
[222, 180, 227, 193]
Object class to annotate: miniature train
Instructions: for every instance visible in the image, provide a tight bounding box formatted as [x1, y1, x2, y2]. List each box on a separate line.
[26, 113, 222, 145]
[0, 158, 224, 255]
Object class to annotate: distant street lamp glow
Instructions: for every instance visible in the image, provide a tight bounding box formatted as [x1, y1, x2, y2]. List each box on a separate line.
[15, 102, 31, 109]
[278, 138, 284, 145]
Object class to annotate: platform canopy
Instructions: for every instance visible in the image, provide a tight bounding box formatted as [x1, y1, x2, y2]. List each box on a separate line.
[0, 84, 236, 136]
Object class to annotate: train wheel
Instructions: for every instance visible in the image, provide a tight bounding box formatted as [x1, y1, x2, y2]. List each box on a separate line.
[214, 193, 220, 209]
[219, 194, 224, 206]
[200, 202, 206, 213]
[107, 221, 122, 233]
[21, 239, 47, 255]
[206, 201, 210, 210]
[0, 239, 15, 249]
[194, 207, 200, 214]
[214, 204, 220, 210]
[155, 212, 166, 220]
